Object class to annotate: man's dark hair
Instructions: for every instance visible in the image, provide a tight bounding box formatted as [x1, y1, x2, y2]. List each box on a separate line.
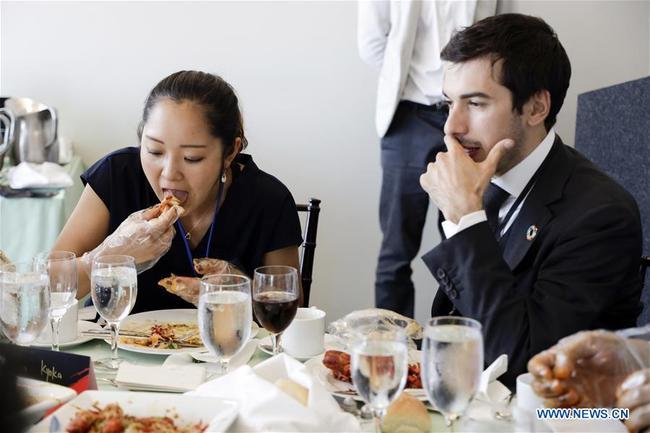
[441, 13, 571, 130]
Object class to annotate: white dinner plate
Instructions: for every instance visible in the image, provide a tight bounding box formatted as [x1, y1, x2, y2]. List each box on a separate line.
[257, 333, 344, 361]
[18, 377, 77, 425]
[114, 309, 259, 356]
[32, 320, 102, 349]
[28, 390, 239, 433]
[304, 350, 428, 401]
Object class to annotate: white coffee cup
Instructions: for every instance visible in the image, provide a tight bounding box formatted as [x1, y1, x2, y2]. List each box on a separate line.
[281, 307, 326, 358]
[516, 372, 544, 412]
[36, 299, 79, 344]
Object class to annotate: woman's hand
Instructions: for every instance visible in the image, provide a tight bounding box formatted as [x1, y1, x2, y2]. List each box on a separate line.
[158, 258, 245, 305]
[193, 258, 246, 277]
[81, 206, 180, 275]
[528, 331, 650, 408]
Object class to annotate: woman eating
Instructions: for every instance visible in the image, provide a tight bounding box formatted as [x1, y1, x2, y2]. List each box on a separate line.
[54, 70, 303, 313]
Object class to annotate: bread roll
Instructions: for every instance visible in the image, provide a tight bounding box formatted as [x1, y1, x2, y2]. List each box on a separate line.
[382, 392, 432, 433]
[274, 378, 309, 406]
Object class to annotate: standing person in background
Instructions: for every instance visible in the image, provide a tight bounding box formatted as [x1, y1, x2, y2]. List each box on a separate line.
[357, 0, 496, 317]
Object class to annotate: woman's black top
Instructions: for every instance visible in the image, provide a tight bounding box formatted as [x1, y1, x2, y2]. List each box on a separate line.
[81, 147, 303, 313]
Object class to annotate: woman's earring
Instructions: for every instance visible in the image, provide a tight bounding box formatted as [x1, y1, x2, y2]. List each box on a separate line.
[221, 172, 227, 184]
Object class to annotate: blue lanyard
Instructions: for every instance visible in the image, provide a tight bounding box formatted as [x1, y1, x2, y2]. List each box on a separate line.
[176, 170, 226, 277]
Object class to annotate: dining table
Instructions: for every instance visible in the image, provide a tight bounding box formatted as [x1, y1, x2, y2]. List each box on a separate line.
[51, 329, 549, 433]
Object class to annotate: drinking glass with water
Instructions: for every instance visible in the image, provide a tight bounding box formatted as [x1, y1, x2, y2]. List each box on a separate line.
[350, 324, 408, 433]
[34, 251, 77, 351]
[0, 262, 50, 346]
[90, 255, 137, 370]
[422, 316, 484, 430]
[198, 274, 252, 375]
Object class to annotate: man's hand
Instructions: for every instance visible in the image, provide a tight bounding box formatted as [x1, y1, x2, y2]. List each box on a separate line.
[527, 331, 650, 408]
[419, 135, 513, 224]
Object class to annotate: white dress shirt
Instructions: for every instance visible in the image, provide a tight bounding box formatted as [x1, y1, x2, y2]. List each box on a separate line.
[442, 129, 556, 239]
[401, 1, 446, 105]
[357, 0, 496, 137]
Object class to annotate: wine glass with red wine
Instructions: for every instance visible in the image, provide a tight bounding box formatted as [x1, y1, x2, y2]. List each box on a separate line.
[252, 266, 299, 355]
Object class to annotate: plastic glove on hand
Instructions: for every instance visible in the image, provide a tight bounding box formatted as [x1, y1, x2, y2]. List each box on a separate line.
[192, 258, 245, 277]
[157, 259, 244, 306]
[82, 205, 181, 275]
[617, 369, 650, 433]
[528, 331, 650, 408]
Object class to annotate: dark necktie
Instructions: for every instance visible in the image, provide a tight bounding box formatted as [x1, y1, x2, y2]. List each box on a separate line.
[483, 183, 510, 234]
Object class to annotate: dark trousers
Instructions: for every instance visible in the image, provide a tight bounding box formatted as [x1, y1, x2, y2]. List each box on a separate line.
[375, 101, 447, 318]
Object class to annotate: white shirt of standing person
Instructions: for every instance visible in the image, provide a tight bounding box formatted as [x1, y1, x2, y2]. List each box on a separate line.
[357, 0, 497, 137]
[441, 129, 556, 239]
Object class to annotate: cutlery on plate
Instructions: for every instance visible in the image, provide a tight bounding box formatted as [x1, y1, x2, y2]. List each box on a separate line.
[81, 329, 150, 337]
[80, 329, 202, 347]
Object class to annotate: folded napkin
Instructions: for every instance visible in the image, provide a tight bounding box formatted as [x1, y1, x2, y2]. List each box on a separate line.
[187, 354, 361, 432]
[476, 354, 511, 404]
[465, 354, 512, 422]
[7, 161, 73, 189]
[115, 362, 205, 392]
[78, 305, 97, 322]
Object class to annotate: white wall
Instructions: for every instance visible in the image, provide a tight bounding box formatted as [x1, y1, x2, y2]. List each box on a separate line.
[1, 1, 649, 327]
[498, 0, 650, 146]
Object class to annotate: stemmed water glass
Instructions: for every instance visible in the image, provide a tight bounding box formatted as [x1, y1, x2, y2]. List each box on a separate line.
[0, 262, 50, 346]
[350, 324, 408, 432]
[90, 255, 137, 370]
[252, 265, 299, 355]
[421, 316, 484, 431]
[198, 274, 252, 375]
[34, 251, 77, 351]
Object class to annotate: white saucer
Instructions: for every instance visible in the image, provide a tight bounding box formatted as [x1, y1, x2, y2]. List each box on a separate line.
[32, 320, 102, 349]
[189, 338, 259, 367]
[257, 334, 343, 361]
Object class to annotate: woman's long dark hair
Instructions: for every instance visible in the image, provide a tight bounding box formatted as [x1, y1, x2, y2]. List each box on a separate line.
[138, 70, 248, 156]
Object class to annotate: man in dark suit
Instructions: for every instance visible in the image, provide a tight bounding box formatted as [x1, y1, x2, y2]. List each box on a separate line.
[419, 13, 643, 389]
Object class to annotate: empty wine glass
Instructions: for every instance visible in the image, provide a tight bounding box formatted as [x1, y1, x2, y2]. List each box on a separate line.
[350, 325, 408, 432]
[198, 274, 252, 375]
[252, 265, 299, 355]
[421, 316, 484, 430]
[34, 251, 77, 351]
[90, 255, 137, 370]
[0, 262, 50, 346]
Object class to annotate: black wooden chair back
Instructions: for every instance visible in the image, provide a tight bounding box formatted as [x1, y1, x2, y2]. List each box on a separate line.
[297, 198, 321, 306]
[642, 257, 650, 290]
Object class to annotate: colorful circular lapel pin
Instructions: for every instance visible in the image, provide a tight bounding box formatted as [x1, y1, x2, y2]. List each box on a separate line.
[526, 225, 539, 241]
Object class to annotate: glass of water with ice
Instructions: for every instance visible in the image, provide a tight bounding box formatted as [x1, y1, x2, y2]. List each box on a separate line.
[0, 262, 50, 346]
[422, 316, 484, 430]
[91, 255, 137, 370]
[34, 251, 77, 351]
[199, 274, 252, 375]
[350, 324, 408, 432]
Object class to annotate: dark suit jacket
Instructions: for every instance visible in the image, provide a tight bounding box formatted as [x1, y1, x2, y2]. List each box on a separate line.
[422, 137, 643, 389]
